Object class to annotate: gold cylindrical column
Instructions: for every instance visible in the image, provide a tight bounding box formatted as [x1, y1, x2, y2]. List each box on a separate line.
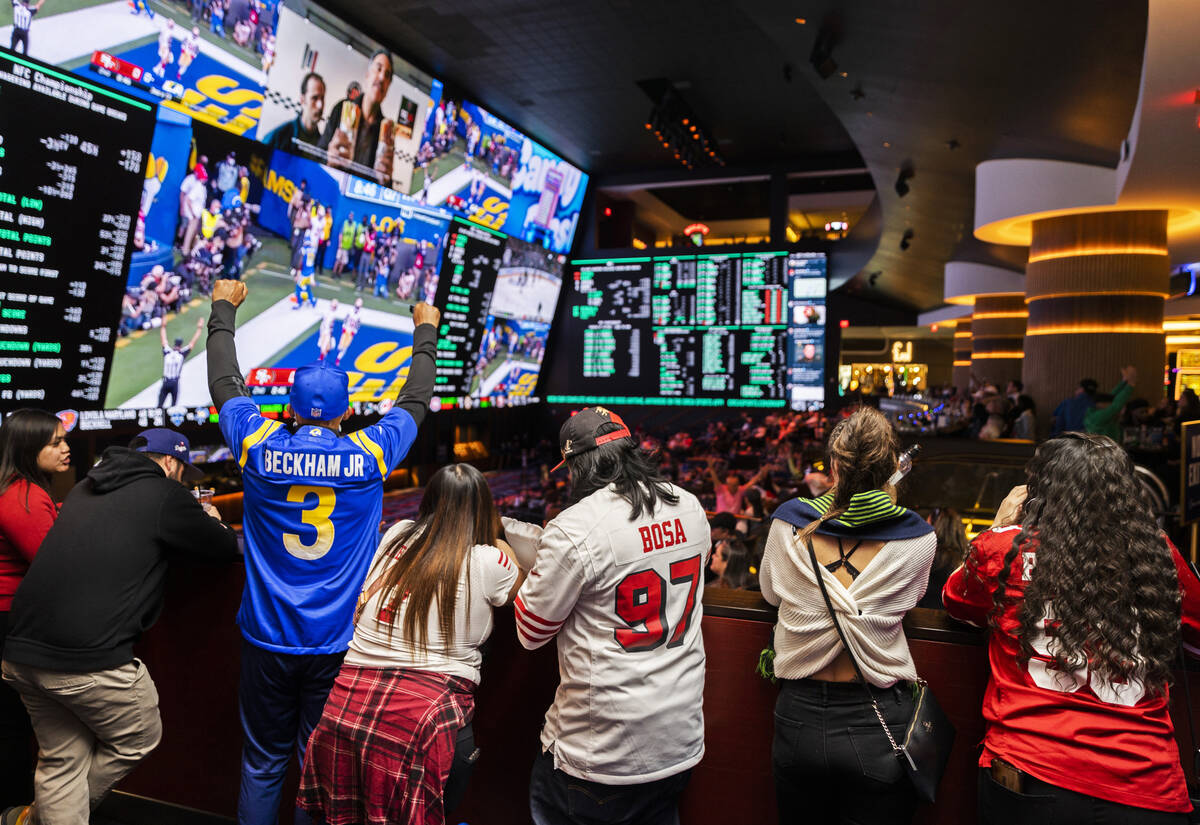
[1023, 210, 1168, 427]
[952, 319, 972, 393]
[971, 296, 1026, 389]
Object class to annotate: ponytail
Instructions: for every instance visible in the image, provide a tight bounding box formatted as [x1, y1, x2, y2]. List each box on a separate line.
[797, 407, 899, 540]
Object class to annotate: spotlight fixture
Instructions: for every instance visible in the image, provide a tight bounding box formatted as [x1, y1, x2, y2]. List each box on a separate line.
[895, 164, 914, 197]
[640, 81, 724, 168]
[867, 271, 881, 286]
[899, 229, 914, 251]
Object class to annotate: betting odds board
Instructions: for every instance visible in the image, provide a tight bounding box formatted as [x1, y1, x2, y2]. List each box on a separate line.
[0, 48, 155, 412]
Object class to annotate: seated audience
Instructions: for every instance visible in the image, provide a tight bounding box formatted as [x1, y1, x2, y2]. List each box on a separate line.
[0, 410, 69, 807]
[1, 429, 237, 825]
[944, 432, 1200, 824]
[1010, 395, 1036, 440]
[918, 507, 967, 609]
[298, 464, 524, 824]
[760, 406, 935, 824]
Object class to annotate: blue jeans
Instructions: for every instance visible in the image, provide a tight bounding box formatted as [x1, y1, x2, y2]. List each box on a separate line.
[237, 640, 344, 825]
[529, 748, 691, 825]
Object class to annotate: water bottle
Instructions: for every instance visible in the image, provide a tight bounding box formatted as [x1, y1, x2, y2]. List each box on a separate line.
[887, 444, 921, 487]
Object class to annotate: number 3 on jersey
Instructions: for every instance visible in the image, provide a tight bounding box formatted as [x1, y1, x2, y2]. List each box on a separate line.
[283, 485, 336, 560]
[614, 555, 701, 652]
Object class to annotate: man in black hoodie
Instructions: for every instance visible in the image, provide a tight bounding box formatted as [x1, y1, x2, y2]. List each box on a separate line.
[0, 428, 238, 825]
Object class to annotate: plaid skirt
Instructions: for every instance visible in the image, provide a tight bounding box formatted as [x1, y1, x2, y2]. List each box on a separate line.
[297, 665, 476, 825]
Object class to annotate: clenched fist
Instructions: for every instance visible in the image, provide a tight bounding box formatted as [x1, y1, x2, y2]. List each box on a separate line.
[212, 279, 248, 308]
[412, 302, 440, 328]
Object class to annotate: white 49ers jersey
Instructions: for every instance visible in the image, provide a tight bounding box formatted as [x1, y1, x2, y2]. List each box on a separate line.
[516, 483, 710, 784]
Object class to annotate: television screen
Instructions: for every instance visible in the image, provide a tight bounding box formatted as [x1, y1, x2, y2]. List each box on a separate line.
[0, 47, 157, 413]
[0, 41, 575, 428]
[4, 0, 588, 252]
[547, 251, 827, 410]
[428, 219, 564, 410]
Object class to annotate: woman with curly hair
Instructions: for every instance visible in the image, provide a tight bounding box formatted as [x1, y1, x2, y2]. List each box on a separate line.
[944, 432, 1200, 823]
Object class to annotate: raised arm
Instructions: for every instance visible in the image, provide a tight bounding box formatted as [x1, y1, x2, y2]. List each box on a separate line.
[187, 315, 204, 351]
[159, 322, 168, 349]
[207, 280, 251, 409]
[393, 302, 440, 428]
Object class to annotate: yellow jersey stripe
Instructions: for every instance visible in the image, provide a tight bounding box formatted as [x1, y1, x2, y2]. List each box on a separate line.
[239, 420, 282, 469]
[350, 431, 388, 480]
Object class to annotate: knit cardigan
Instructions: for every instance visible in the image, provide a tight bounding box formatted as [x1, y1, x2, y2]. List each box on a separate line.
[760, 494, 936, 687]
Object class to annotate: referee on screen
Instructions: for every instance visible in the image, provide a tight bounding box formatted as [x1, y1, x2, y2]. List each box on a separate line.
[10, 0, 44, 54]
[158, 316, 204, 408]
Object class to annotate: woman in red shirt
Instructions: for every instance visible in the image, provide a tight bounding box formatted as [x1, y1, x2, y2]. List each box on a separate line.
[945, 432, 1200, 824]
[0, 409, 69, 806]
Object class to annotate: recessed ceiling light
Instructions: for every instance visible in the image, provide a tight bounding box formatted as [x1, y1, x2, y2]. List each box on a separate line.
[795, 17, 806, 24]
[883, 141, 891, 148]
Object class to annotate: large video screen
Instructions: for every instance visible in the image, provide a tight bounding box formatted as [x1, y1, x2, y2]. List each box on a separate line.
[0, 45, 571, 430]
[547, 251, 827, 410]
[1, 0, 588, 253]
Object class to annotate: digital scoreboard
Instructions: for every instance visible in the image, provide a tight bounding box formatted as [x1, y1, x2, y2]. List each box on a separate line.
[550, 251, 826, 409]
[0, 48, 155, 412]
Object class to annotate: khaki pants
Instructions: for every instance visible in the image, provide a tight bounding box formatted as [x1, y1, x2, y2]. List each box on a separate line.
[1, 659, 162, 825]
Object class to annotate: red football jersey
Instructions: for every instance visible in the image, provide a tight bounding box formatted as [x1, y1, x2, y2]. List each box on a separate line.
[944, 525, 1200, 813]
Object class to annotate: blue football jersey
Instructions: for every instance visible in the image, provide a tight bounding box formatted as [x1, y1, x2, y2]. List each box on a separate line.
[219, 396, 418, 653]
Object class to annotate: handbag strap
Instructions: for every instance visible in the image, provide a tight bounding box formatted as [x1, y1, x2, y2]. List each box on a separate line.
[803, 534, 904, 756]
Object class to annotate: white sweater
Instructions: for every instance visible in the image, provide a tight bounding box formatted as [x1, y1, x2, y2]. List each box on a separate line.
[759, 518, 936, 687]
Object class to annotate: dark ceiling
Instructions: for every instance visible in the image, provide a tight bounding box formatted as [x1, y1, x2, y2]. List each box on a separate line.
[315, 0, 861, 173]
[319, 0, 1149, 311]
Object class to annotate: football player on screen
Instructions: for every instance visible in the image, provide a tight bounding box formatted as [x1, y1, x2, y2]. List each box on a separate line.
[318, 299, 339, 362]
[335, 298, 363, 367]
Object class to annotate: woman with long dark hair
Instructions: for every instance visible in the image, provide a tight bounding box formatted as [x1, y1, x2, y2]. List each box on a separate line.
[760, 407, 936, 824]
[0, 409, 69, 806]
[918, 507, 968, 609]
[945, 432, 1200, 823]
[709, 538, 755, 589]
[297, 464, 524, 825]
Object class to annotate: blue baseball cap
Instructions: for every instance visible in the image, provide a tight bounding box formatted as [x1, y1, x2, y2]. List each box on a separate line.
[133, 428, 203, 481]
[291, 362, 350, 422]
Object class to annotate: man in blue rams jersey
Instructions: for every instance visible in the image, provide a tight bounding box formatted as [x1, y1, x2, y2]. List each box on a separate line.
[205, 279, 439, 825]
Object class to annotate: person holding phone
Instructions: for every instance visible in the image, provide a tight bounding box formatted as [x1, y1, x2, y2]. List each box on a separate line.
[944, 433, 1200, 823]
[319, 50, 395, 184]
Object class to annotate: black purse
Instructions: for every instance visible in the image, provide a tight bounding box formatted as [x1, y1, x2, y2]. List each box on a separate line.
[805, 537, 956, 802]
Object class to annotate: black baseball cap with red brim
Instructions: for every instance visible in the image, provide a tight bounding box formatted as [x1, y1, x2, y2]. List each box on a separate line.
[552, 407, 633, 471]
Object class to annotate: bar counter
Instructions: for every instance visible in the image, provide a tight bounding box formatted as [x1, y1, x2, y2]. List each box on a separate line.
[116, 558, 1196, 825]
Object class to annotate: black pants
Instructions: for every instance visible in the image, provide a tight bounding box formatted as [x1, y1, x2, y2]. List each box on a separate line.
[0, 612, 33, 806]
[529, 749, 691, 825]
[977, 768, 1187, 825]
[10, 28, 28, 54]
[773, 678, 918, 825]
[157, 377, 179, 408]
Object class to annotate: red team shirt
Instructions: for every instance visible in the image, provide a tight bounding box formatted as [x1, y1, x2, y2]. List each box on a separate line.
[944, 525, 1200, 813]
